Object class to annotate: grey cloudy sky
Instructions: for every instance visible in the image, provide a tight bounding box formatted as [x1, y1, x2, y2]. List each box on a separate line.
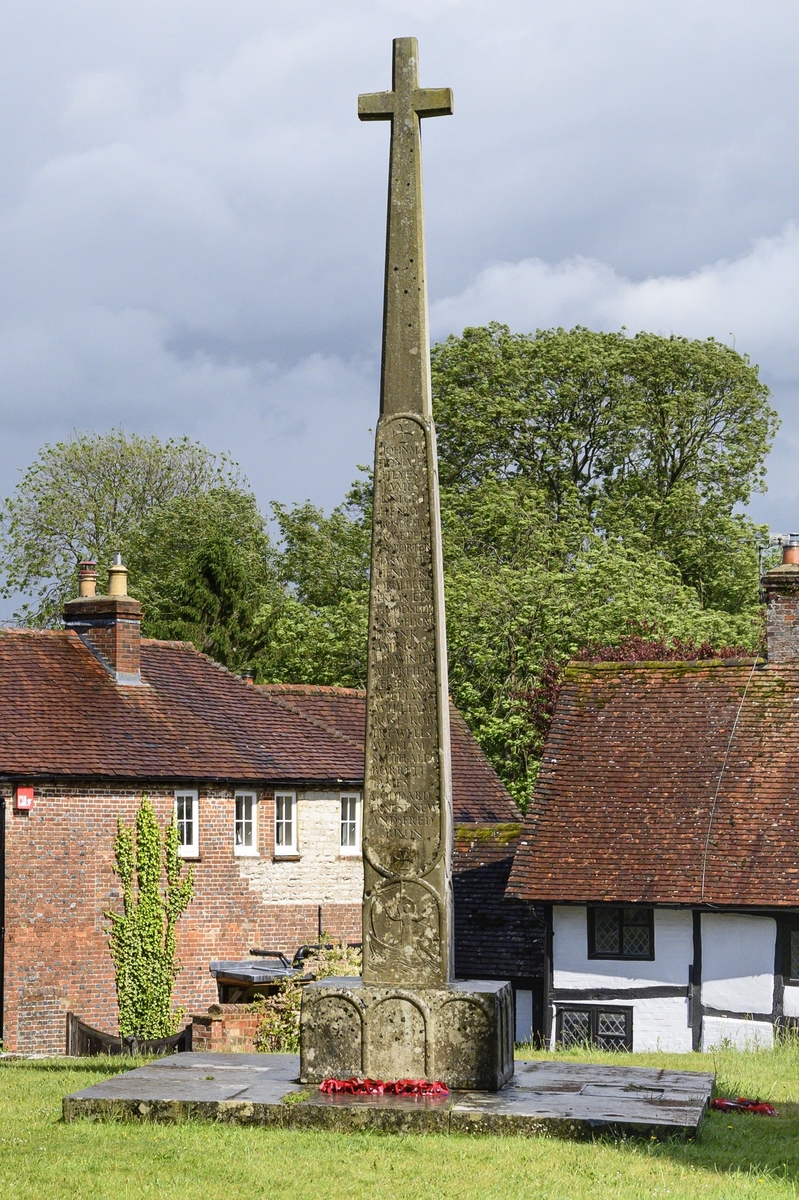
[2, 0, 799, 541]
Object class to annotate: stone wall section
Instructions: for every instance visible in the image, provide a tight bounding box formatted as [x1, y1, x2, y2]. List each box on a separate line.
[1, 782, 360, 1053]
[241, 791, 363, 904]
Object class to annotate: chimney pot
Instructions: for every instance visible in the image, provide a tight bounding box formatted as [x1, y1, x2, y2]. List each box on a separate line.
[108, 553, 128, 597]
[784, 535, 799, 565]
[63, 556, 141, 685]
[77, 560, 97, 598]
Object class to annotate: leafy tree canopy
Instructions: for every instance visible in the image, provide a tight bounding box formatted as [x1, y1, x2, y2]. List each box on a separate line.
[252, 486, 371, 688]
[431, 324, 777, 805]
[126, 487, 281, 673]
[0, 429, 237, 625]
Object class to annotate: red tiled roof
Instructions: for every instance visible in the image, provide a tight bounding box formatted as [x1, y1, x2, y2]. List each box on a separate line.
[0, 631, 362, 783]
[508, 660, 799, 909]
[260, 684, 520, 824]
[0, 632, 519, 822]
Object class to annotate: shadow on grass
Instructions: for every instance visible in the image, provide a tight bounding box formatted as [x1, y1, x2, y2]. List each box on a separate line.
[628, 1106, 799, 1187]
[0, 1054, 158, 1077]
[518, 1042, 799, 1183]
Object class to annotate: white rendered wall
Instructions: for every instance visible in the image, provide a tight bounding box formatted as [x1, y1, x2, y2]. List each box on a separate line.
[783, 985, 799, 1018]
[631, 997, 692, 1052]
[240, 791, 362, 904]
[551, 906, 693, 1052]
[515, 990, 533, 1043]
[552, 906, 693, 989]
[702, 1016, 774, 1051]
[700, 914, 775, 1016]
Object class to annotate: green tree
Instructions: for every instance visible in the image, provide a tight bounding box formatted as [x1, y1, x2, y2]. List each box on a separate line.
[262, 325, 776, 809]
[431, 324, 777, 805]
[253, 485, 371, 688]
[106, 797, 194, 1041]
[125, 487, 281, 672]
[0, 430, 236, 625]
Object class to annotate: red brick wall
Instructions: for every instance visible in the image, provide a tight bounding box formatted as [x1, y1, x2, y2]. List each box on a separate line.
[1, 783, 360, 1053]
[62, 596, 142, 678]
[81, 616, 141, 678]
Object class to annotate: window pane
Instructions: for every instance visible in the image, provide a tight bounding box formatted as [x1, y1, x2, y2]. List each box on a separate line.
[594, 909, 621, 955]
[176, 795, 193, 847]
[560, 1009, 590, 1047]
[791, 930, 799, 979]
[235, 794, 254, 848]
[623, 907, 648, 926]
[622, 923, 651, 958]
[596, 1010, 629, 1051]
[275, 795, 293, 848]
[340, 796, 358, 848]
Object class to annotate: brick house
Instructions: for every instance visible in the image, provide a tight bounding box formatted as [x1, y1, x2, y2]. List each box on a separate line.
[508, 539, 799, 1053]
[0, 562, 536, 1053]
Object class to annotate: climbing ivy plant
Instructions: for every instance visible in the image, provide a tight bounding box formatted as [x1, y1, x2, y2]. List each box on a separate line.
[106, 796, 194, 1040]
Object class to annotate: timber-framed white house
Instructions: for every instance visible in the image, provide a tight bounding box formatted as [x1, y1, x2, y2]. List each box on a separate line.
[508, 538, 799, 1052]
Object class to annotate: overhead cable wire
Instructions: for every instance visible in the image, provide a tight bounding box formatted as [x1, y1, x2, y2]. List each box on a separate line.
[699, 658, 759, 902]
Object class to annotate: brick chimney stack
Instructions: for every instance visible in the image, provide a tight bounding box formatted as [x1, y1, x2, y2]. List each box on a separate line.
[63, 553, 143, 685]
[762, 534, 799, 662]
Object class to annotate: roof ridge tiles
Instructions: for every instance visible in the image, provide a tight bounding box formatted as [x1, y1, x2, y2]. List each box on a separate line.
[566, 657, 765, 672]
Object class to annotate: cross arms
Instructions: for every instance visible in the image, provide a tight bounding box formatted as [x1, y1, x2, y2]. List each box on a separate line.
[358, 87, 454, 122]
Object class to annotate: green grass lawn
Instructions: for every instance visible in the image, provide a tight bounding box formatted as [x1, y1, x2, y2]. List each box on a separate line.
[1, 1045, 799, 1199]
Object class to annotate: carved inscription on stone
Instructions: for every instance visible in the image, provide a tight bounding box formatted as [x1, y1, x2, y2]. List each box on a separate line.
[366, 414, 441, 875]
[363, 412, 446, 986]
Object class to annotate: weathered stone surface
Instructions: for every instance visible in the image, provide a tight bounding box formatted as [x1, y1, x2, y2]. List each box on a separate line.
[299, 36, 513, 1092]
[357, 39, 454, 992]
[300, 978, 514, 1090]
[363, 412, 452, 987]
[63, 1052, 714, 1139]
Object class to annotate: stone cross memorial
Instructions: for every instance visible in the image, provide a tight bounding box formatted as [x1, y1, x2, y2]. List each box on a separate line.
[300, 37, 514, 1091]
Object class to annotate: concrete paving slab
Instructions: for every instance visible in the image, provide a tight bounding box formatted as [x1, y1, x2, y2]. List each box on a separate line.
[63, 1054, 714, 1139]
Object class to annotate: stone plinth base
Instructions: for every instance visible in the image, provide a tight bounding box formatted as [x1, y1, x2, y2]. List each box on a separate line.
[299, 977, 514, 1091]
[63, 1052, 715, 1138]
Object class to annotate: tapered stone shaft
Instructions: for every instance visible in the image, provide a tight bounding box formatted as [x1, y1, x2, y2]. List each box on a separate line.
[358, 38, 454, 987]
[299, 44, 513, 1088]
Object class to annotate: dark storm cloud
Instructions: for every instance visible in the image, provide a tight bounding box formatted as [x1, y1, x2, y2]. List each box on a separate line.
[1, 0, 799, 534]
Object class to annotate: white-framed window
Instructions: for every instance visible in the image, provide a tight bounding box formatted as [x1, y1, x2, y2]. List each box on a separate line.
[175, 790, 199, 858]
[339, 793, 361, 856]
[274, 792, 297, 856]
[234, 790, 259, 856]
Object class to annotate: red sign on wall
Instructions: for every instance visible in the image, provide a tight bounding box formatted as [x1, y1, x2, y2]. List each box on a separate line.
[14, 786, 34, 811]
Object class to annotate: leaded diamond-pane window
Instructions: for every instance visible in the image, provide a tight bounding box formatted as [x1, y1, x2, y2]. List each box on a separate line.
[596, 1011, 629, 1050]
[588, 907, 654, 960]
[593, 909, 621, 955]
[556, 1007, 632, 1051]
[560, 1008, 591, 1047]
